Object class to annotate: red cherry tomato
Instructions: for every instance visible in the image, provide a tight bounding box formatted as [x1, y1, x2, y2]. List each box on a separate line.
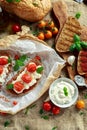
[0, 58, 8, 65]
[14, 55, 20, 60]
[12, 24, 21, 33]
[14, 82, 24, 92]
[52, 106, 60, 115]
[0, 66, 3, 74]
[35, 55, 41, 61]
[21, 73, 32, 83]
[0, 112, 7, 116]
[27, 62, 37, 73]
[43, 101, 52, 111]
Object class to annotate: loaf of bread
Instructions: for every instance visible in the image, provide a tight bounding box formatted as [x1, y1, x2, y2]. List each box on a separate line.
[0, 0, 52, 22]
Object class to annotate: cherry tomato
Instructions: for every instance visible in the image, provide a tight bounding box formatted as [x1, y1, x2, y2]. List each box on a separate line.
[21, 73, 32, 83]
[46, 21, 55, 29]
[52, 106, 60, 115]
[14, 55, 20, 60]
[0, 66, 3, 74]
[44, 30, 52, 39]
[12, 100, 18, 106]
[37, 32, 45, 40]
[35, 55, 41, 61]
[27, 62, 37, 73]
[14, 82, 24, 92]
[37, 20, 46, 28]
[52, 27, 58, 35]
[43, 101, 52, 111]
[76, 100, 85, 109]
[0, 58, 8, 65]
[12, 24, 21, 33]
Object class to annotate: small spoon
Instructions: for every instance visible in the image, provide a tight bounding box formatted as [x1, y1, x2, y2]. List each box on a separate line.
[74, 75, 87, 87]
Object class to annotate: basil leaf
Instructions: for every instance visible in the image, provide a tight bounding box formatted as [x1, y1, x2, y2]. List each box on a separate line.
[8, 57, 11, 63]
[41, 115, 49, 120]
[6, 84, 13, 89]
[36, 66, 43, 73]
[52, 126, 58, 130]
[25, 125, 30, 130]
[80, 41, 87, 48]
[69, 43, 76, 52]
[63, 87, 68, 96]
[75, 42, 82, 51]
[14, 64, 19, 71]
[16, 60, 24, 66]
[6, 0, 13, 2]
[75, 12, 81, 19]
[19, 55, 27, 62]
[14, 0, 21, 2]
[74, 34, 80, 42]
[4, 120, 10, 127]
[39, 109, 44, 115]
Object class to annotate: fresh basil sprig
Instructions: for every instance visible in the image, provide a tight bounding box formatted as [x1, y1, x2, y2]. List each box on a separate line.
[14, 55, 27, 71]
[6, 0, 21, 2]
[36, 66, 43, 74]
[6, 84, 13, 89]
[63, 87, 68, 96]
[69, 34, 87, 52]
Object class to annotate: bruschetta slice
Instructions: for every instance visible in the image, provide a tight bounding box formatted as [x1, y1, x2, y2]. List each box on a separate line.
[6, 56, 44, 96]
[0, 53, 12, 86]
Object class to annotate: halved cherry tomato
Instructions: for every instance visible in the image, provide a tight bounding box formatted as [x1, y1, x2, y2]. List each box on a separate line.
[37, 20, 47, 28]
[0, 58, 8, 65]
[52, 106, 60, 115]
[27, 62, 37, 73]
[14, 82, 24, 92]
[37, 32, 45, 40]
[0, 66, 3, 74]
[21, 73, 32, 83]
[44, 30, 52, 39]
[52, 27, 58, 35]
[46, 21, 55, 29]
[43, 101, 52, 111]
[12, 24, 21, 33]
[12, 100, 18, 106]
[76, 100, 85, 109]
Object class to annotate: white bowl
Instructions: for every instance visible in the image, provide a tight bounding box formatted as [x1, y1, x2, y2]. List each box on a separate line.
[49, 77, 78, 108]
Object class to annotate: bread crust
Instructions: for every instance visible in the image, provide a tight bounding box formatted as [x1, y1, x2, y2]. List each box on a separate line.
[0, 0, 52, 22]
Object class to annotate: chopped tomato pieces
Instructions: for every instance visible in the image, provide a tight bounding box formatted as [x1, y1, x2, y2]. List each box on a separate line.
[0, 66, 3, 74]
[14, 82, 24, 92]
[35, 55, 41, 61]
[21, 73, 32, 83]
[0, 58, 8, 65]
[14, 54, 20, 60]
[27, 62, 37, 72]
[12, 100, 18, 106]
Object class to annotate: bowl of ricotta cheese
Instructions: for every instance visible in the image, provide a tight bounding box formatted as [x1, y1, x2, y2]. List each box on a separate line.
[49, 77, 78, 108]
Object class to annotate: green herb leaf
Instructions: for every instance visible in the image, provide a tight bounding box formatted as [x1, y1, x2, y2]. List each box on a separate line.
[79, 111, 84, 115]
[36, 66, 43, 73]
[69, 43, 76, 52]
[6, 0, 13, 2]
[52, 126, 58, 130]
[41, 115, 49, 120]
[32, 2, 39, 7]
[8, 57, 11, 63]
[63, 87, 68, 96]
[84, 94, 87, 99]
[39, 109, 44, 115]
[80, 41, 87, 48]
[16, 60, 24, 66]
[19, 55, 27, 62]
[24, 125, 30, 130]
[6, 84, 13, 89]
[75, 42, 82, 51]
[4, 120, 10, 127]
[14, 64, 19, 71]
[75, 12, 81, 19]
[74, 34, 80, 42]
[14, 0, 21, 2]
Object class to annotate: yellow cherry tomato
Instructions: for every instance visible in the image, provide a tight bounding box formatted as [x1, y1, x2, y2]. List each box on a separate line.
[76, 100, 85, 109]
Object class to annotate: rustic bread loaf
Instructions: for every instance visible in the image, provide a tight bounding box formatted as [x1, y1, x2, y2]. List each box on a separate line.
[0, 0, 52, 22]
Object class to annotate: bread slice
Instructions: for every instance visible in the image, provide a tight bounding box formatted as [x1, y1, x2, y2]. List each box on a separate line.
[6, 57, 43, 96]
[77, 50, 87, 75]
[55, 16, 82, 52]
[0, 52, 12, 86]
